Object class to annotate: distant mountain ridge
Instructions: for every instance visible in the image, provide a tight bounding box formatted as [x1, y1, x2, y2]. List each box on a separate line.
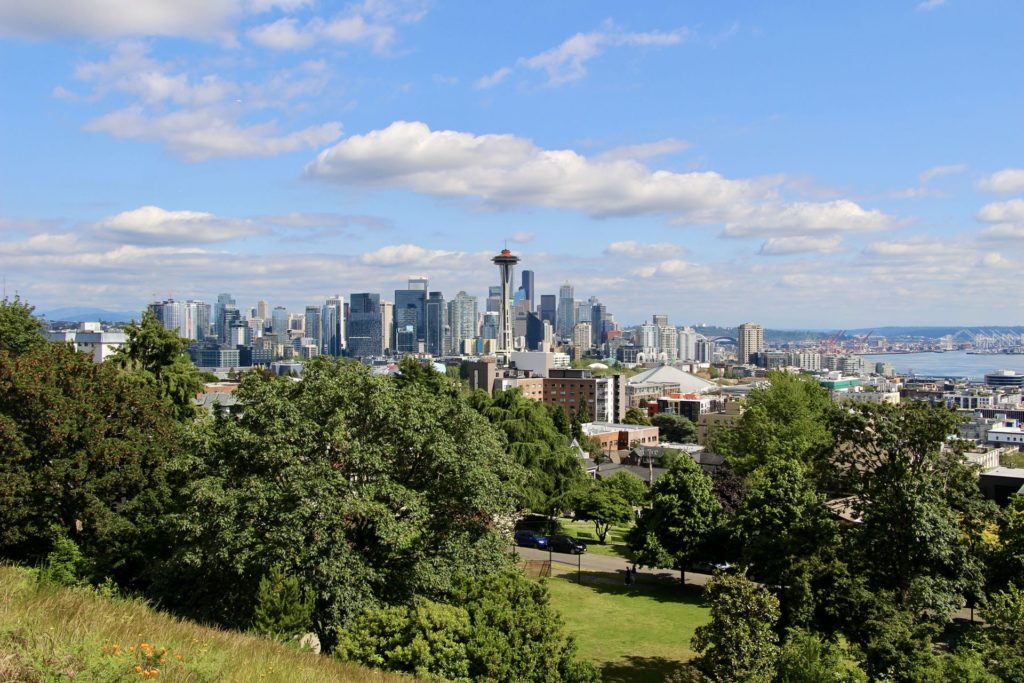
[40, 306, 137, 323]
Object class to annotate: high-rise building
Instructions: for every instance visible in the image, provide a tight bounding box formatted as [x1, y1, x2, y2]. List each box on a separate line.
[321, 297, 343, 356]
[219, 305, 240, 344]
[481, 311, 499, 341]
[652, 314, 669, 328]
[590, 301, 606, 347]
[678, 326, 698, 361]
[149, 299, 210, 341]
[520, 270, 535, 312]
[557, 283, 574, 338]
[573, 322, 592, 351]
[448, 291, 478, 354]
[380, 300, 393, 355]
[271, 307, 289, 336]
[486, 285, 502, 313]
[492, 248, 520, 364]
[256, 300, 269, 321]
[539, 294, 556, 326]
[737, 322, 765, 365]
[304, 306, 321, 347]
[425, 291, 448, 356]
[394, 285, 427, 352]
[408, 276, 428, 292]
[347, 293, 382, 358]
[213, 293, 235, 337]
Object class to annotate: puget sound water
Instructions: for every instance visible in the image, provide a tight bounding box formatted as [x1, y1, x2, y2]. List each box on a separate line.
[861, 350, 1024, 381]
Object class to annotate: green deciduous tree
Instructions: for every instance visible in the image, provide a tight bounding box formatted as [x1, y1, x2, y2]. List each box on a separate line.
[572, 482, 634, 544]
[623, 406, 651, 426]
[600, 470, 648, 507]
[712, 371, 834, 476]
[691, 573, 780, 683]
[0, 296, 44, 357]
[774, 628, 866, 683]
[628, 456, 720, 584]
[651, 412, 697, 443]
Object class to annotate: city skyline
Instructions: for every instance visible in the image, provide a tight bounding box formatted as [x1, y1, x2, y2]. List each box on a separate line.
[2, 2, 1023, 327]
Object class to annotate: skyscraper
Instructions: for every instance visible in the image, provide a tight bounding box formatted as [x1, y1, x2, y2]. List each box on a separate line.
[425, 291, 447, 356]
[520, 270, 535, 312]
[394, 283, 427, 352]
[492, 248, 520, 363]
[557, 283, 574, 338]
[256, 300, 269, 321]
[448, 291, 478, 355]
[737, 322, 764, 365]
[304, 305, 321, 348]
[271, 306, 289, 336]
[539, 294, 556, 325]
[213, 293, 235, 337]
[150, 299, 210, 341]
[590, 301, 606, 347]
[347, 293, 382, 358]
[321, 297, 343, 356]
[380, 300, 393, 355]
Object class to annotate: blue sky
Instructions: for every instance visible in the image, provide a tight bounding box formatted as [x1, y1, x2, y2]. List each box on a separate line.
[1, 0, 1022, 327]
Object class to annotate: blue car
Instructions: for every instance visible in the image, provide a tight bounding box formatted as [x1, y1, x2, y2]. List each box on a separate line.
[514, 530, 550, 549]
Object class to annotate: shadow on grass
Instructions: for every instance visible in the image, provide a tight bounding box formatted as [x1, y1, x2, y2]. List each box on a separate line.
[599, 655, 691, 683]
[551, 571, 709, 607]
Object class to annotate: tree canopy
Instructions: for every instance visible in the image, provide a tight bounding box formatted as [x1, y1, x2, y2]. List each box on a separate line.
[0, 296, 45, 357]
[650, 412, 697, 443]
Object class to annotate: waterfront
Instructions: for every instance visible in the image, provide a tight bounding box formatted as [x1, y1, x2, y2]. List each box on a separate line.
[861, 350, 1024, 381]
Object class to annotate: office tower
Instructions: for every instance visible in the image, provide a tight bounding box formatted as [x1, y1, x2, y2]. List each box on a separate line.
[575, 300, 590, 324]
[590, 301, 606, 347]
[492, 248, 520, 364]
[219, 305, 240, 344]
[638, 322, 659, 355]
[481, 311, 499, 341]
[525, 311, 546, 351]
[448, 291, 478, 355]
[520, 270, 535, 312]
[256, 300, 269, 321]
[149, 299, 210, 341]
[737, 322, 765, 365]
[304, 306, 321, 348]
[408, 276, 428, 292]
[696, 337, 715, 363]
[380, 300, 393, 354]
[486, 285, 502, 313]
[539, 294, 556, 325]
[347, 293, 382, 358]
[271, 306, 289, 336]
[573, 322, 592, 350]
[321, 296, 343, 356]
[425, 291, 447, 356]
[394, 285, 427, 351]
[557, 283, 575, 337]
[213, 293, 235, 336]
[652, 314, 668, 328]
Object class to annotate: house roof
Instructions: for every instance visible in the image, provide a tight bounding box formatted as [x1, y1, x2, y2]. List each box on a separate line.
[628, 366, 717, 393]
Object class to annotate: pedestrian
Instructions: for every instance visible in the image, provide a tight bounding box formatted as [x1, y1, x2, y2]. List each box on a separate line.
[624, 566, 633, 585]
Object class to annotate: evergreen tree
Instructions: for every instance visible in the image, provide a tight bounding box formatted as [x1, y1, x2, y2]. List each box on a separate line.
[252, 565, 313, 640]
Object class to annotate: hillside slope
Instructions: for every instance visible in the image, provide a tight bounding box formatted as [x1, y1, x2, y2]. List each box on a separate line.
[0, 566, 411, 682]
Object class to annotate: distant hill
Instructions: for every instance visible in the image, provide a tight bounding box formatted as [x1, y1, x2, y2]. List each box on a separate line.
[40, 306, 137, 323]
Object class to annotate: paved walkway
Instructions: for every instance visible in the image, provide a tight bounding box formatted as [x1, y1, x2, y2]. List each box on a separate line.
[515, 545, 713, 587]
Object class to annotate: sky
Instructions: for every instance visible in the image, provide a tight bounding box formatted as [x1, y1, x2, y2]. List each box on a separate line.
[0, 0, 1022, 328]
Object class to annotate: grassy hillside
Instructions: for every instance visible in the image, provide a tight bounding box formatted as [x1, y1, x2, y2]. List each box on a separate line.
[0, 565, 410, 682]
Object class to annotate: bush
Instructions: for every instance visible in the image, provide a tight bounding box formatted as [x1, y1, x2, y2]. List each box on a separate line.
[37, 535, 90, 588]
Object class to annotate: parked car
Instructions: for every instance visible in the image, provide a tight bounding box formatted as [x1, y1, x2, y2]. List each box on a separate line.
[514, 530, 550, 549]
[548, 535, 587, 554]
[688, 560, 735, 575]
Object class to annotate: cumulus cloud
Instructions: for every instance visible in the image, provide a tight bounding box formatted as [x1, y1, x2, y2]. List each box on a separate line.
[606, 240, 683, 258]
[978, 168, 1024, 194]
[977, 199, 1024, 224]
[94, 206, 266, 244]
[631, 258, 708, 279]
[758, 235, 843, 255]
[246, 0, 426, 52]
[721, 200, 895, 237]
[0, 0, 240, 39]
[510, 232, 534, 243]
[360, 244, 455, 266]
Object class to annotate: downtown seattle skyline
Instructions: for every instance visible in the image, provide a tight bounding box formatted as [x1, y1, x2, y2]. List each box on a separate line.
[1, 1, 1023, 328]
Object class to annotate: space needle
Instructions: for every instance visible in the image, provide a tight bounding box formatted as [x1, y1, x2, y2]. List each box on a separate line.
[491, 247, 520, 366]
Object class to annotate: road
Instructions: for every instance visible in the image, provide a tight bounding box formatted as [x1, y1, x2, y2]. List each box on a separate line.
[514, 545, 714, 587]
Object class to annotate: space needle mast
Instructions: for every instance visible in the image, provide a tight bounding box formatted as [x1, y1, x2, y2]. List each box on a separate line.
[491, 247, 520, 366]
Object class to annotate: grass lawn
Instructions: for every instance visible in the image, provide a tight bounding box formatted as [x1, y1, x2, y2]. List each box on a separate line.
[545, 575, 709, 683]
[557, 519, 634, 560]
[1000, 451, 1024, 468]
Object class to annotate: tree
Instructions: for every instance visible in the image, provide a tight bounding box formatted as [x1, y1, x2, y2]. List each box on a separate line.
[338, 571, 600, 683]
[973, 583, 1024, 681]
[600, 470, 648, 507]
[623, 406, 651, 426]
[111, 310, 204, 421]
[0, 296, 44, 357]
[572, 482, 634, 544]
[549, 404, 572, 439]
[152, 359, 525, 646]
[711, 371, 834, 476]
[628, 456, 720, 584]
[774, 628, 866, 683]
[252, 565, 313, 640]
[575, 395, 591, 424]
[0, 342, 182, 583]
[691, 573, 780, 683]
[651, 413, 697, 443]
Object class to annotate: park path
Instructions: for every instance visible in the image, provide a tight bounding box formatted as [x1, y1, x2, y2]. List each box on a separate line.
[514, 545, 712, 587]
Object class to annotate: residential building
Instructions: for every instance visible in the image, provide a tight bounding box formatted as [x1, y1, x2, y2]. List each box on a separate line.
[736, 322, 764, 364]
[150, 299, 210, 341]
[448, 291, 478, 354]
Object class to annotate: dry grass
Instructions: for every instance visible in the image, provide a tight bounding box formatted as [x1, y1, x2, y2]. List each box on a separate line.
[0, 565, 411, 682]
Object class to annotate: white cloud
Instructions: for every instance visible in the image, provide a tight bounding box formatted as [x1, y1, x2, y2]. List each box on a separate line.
[919, 163, 966, 184]
[978, 168, 1024, 194]
[596, 138, 690, 162]
[360, 244, 455, 266]
[722, 200, 895, 237]
[916, 0, 947, 10]
[977, 199, 1024, 224]
[247, 0, 312, 12]
[606, 241, 683, 258]
[0, 0, 240, 39]
[86, 106, 342, 162]
[510, 232, 534, 243]
[246, 0, 425, 52]
[758, 235, 842, 255]
[631, 258, 708, 279]
[475, 67, 512, 90]
[980, 223, 1024, 240]
[94, 206, 265, 244]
